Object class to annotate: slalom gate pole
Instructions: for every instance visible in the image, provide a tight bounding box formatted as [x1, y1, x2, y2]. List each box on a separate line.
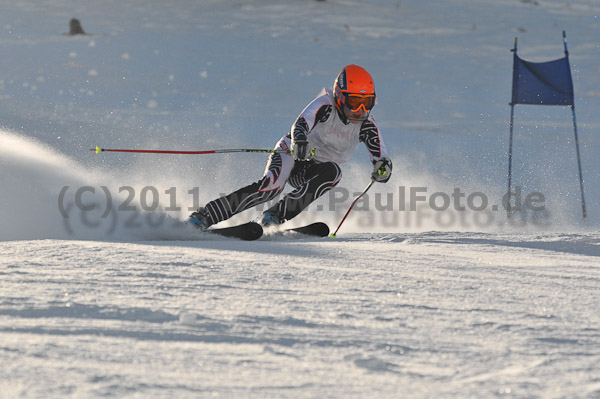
[507, 37, 518, 219]
[570, 105, 587, 220]
[90, 146, 289, 155]
[563, 31, 587, 221]
[507, 104, 515, 219]
[330, 180, 374, 238]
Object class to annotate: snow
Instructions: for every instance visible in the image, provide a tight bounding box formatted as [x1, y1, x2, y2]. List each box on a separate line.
[2, 234, 600, 398]
[1, 0, 599, 398]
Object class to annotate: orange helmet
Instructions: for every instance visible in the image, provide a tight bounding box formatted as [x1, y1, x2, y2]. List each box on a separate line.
[333, 64, 376, 115]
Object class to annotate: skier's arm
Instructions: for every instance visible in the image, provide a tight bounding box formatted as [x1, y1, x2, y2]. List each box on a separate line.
[290, 100, 331, 161]
[360, 120, 392, 183]
[291, 116, 310, 143]
[359, 119, 388, 163]
[290, 101, 331, 143]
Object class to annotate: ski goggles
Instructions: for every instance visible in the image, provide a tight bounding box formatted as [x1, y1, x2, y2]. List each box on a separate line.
[344, 94, 376, 112]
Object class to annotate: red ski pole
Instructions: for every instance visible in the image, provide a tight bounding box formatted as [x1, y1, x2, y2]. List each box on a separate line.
[90, 146, 289, 155]
[330, 180, 374, 238]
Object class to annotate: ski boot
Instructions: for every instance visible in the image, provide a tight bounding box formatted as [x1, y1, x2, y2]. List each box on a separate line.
[188, 208, 212, 230]
[260, 210, 284, 228]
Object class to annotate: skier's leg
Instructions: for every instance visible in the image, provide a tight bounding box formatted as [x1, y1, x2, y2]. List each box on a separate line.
[266, 161, 342, 222]
[196, 137, 294, 227]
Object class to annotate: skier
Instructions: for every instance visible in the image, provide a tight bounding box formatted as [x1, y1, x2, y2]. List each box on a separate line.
[189, 64, 392, 230]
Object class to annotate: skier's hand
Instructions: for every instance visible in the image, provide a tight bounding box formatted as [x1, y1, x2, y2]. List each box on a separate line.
[371, 157, 392, 183]
[292, 139, 315, 161]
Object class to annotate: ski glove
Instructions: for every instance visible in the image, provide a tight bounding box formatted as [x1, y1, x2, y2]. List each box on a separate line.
[292, 139, 315, 161]
[371, 157, 392, 183]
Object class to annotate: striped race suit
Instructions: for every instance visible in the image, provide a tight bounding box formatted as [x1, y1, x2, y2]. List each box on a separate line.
[203, 89, 389, 225]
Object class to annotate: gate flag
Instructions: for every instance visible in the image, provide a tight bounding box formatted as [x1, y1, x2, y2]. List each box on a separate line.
[511, 55, 574, 106]
[507, 31, 586, 220]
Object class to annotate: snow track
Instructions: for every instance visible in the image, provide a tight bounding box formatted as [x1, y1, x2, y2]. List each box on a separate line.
[1, 235, 598, 398]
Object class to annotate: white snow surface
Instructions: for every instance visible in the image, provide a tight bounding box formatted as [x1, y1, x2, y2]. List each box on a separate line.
[1, 0, 600, 398]
[2, 234, 600, 398]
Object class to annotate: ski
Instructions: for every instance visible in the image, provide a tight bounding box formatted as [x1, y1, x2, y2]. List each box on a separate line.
[205, 221, 263, 241]
[195, 221, 327, 240]
[276, 222, 330, 238]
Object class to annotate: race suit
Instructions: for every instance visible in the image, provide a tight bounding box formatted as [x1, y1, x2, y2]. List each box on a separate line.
[202, 89, 389, 225]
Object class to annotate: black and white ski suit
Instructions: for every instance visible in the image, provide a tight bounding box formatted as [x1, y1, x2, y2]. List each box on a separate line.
[202, 89, 389, 225]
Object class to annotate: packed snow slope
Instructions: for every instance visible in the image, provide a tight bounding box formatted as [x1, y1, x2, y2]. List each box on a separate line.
[1, 0, 599, 233]
[1, 234, 600, 398]
[1, 0, 599, 398]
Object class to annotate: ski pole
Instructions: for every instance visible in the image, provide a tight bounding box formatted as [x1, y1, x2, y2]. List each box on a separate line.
[330, 180, 374, 238]
[90, 146, 290, 155]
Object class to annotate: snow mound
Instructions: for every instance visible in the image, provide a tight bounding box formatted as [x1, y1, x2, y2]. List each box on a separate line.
[0, 129, 199, 241]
